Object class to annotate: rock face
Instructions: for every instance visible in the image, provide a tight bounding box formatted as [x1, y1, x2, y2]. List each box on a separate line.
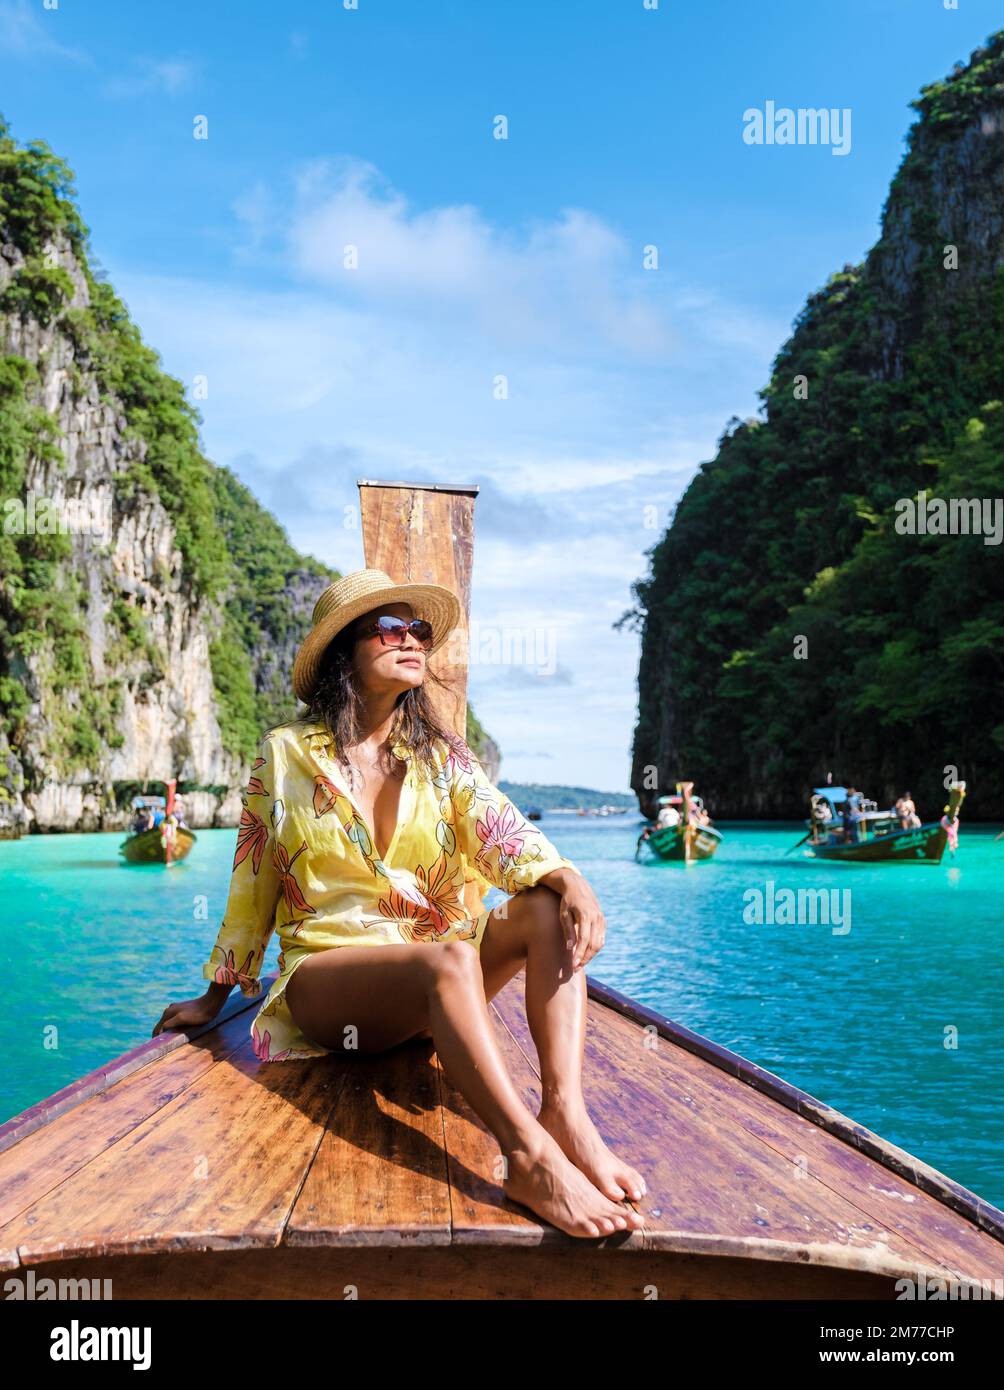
[0, 130, 332, 835]
[627, 36, 1004, 820]
[477, 732, 501, 783]
[0, 232, 324, 832]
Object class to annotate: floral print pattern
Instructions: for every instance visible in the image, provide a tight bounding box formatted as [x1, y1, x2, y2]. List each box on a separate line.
[202, 719, 580, 1061]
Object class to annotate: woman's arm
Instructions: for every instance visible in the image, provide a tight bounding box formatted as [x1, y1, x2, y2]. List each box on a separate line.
[444, 736, 604, 970]
[534, 865, 606, 971]
[153, 733, 283, 1036]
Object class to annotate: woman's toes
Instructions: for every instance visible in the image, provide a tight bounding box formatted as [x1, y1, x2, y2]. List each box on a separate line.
[620, 1171, 645, 1200]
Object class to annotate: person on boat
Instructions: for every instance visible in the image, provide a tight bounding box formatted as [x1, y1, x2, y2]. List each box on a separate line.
[154, 569, 645, 1242]
[940, 809, 960, 854]
[655, 802, 680, 829]
[895, 792, 921, 830]
[842, 788, 861, 844]
[131, 805, 150, 834]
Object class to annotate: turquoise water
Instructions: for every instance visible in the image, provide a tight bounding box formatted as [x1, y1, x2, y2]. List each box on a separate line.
[3, 817, 1002, 1208]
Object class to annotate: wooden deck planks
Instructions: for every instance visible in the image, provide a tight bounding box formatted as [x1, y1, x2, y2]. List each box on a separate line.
[2, 1039, 341, 1265]
[0, 1008, 252, 1241]
[286, 1005, 546, 1248]
[662, 1039, 1004, 1285]
[491, 974, 997, 1281]
[1, 964, 1000, 1293]
[285, 1039, 452, 1248]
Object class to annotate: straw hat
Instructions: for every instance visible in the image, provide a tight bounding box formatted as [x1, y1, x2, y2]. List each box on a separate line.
[291, 569, 461, 703]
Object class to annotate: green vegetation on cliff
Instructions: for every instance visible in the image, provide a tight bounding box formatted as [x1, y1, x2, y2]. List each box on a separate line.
[0, 114, 498, 782]
[627, 35, 1004, 817]
[0, 115, 335, 768]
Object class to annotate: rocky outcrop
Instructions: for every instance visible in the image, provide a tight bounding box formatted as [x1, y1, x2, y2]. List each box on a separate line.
[0, 177, 326, 833]
[0, 123, 499, 837]
[476, 731, 501, 782]
[627, 35, 1004, 819]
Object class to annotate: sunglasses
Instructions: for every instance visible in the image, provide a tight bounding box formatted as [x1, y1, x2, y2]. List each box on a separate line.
[356, 615, 434, 648]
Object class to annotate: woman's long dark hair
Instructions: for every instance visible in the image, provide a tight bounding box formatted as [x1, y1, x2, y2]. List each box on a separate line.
[303, 611, 459, 780]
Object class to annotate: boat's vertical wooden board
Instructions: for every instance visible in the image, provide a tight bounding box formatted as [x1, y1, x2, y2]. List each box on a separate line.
[358, 479, 487, 917]
[358, 480, 477, 739]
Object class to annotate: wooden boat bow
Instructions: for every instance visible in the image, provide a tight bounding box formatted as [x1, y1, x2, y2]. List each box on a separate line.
[1, 972, 1001, 1299]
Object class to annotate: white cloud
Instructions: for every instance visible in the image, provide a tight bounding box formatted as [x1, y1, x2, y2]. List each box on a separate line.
[0, 0, 87, 62]
[106, 165, 785, 789]
[103, 58, 195, 98]
[284, 158, 671, 358]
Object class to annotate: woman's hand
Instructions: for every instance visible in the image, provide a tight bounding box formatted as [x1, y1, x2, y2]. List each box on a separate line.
[538, 868, 605, 971]
[152, 985, 228, 1038]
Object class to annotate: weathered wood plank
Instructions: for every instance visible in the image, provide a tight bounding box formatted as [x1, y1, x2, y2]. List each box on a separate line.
[285, 1039, 452, 1248]
[358, 478, 486, 921]
[0, 986, 260, 1155]
[588, 975, 1004, 1243]
[3, 1040, 342, 1264]
[490, 975, 962, 1280]
[666, 1041, 1004, 1285]
[0, 1007, 252, 1237]
[358, 479, 477, 739]
[576, 980, 1004, 1280]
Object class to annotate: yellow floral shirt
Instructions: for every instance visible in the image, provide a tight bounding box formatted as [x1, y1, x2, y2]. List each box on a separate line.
[202, 718, 581, 1061]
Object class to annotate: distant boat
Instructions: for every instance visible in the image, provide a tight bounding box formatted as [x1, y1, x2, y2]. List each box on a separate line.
[636, 782, 722, 864]
[792, 783, 966, 864]
[119, 780, 196, 867]
[525, 806, 543, 821]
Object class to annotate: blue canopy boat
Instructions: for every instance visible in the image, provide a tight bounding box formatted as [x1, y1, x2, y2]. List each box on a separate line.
[119, 781, 197, 866]
[794, 783, 966, 864]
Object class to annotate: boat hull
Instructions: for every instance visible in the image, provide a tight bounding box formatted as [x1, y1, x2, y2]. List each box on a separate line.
[13, 1242, 912, 1301]
[645, 824, 722, 861]
[805, 821, 950, 864]
[119, 827, 197, 865]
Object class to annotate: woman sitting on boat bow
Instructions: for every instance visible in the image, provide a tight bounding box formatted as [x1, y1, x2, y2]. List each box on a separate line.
[154, 569, 646, 1241]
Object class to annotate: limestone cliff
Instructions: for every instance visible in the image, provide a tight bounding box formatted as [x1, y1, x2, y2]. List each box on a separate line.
[0, 121, 498, 835]
[626, 34, 1004, 819]
[0, 224, 332, 832]
[0, 122, 333, 834]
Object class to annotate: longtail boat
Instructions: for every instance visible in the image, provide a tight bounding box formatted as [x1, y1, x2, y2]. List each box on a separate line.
[636, 782, 722, 863]
[2, 483, 1001, 1300]
[796, 783, 966, 864]
[119, 781, 196, 866]
[2, 968, 1002, 1298]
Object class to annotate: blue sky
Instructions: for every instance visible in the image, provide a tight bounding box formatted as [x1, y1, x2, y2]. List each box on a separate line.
[1, 0, 1000, 790]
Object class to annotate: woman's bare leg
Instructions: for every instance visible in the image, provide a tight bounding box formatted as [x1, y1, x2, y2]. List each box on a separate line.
[284, 941, 643, 1239]
[477, 888, 647, 1204]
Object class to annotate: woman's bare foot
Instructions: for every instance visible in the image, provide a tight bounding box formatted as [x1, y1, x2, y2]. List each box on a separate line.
[537, 1101, 647, 1204]
[502, 1131, 645, 1239]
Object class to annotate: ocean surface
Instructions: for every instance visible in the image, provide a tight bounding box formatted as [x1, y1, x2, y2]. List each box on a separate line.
[2, 815, 1002, 1208]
